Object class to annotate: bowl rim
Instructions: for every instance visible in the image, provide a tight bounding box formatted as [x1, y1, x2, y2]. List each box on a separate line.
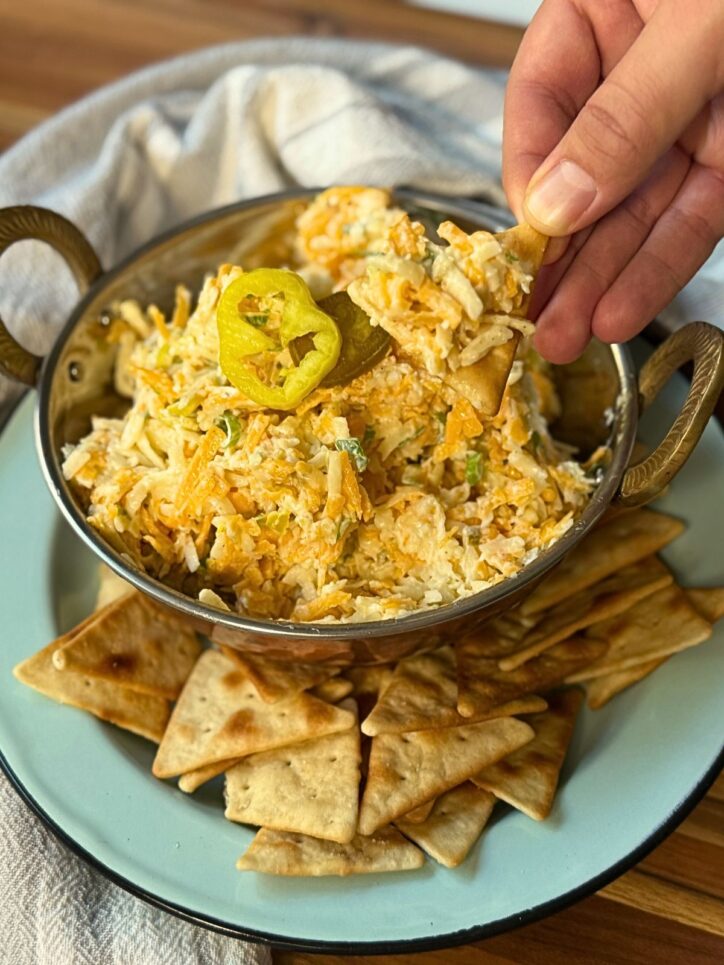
[35, 187, 638, 640]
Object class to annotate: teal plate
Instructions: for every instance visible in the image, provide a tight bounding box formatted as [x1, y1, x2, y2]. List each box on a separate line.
[1, 350, 723, 953]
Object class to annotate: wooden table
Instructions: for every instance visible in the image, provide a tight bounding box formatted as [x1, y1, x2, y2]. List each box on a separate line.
[1, 2, 722, 961]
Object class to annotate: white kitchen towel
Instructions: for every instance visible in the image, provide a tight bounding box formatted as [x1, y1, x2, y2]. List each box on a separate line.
[0, 36, 721, 964]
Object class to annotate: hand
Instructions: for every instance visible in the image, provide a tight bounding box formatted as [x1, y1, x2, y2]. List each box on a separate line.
[503, 0, 724, 363]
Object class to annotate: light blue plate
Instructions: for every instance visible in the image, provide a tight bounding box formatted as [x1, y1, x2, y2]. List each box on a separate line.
[1, 350, 722, 953]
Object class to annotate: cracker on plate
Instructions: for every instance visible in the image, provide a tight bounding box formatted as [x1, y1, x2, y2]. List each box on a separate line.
[237, 826, 424, 877]
[219, 645, 342, 703]
[396, 783, 496, 868]
[358, 716, 534, 835]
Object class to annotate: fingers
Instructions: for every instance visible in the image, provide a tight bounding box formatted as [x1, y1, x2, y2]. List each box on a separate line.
[523, 1, 724, 235]
[502, 0, 601, 220]
[592, 162, 724, 344]
[532, 147, 691, 362]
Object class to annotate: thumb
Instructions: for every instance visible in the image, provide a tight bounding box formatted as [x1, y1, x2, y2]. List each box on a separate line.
[522, 1, 723, 236]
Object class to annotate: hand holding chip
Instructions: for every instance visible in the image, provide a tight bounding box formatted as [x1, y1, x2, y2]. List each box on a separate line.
[503, 0, 724, 363]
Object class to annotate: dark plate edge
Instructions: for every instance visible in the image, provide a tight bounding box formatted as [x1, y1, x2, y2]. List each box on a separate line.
[1, 740, 722, 955]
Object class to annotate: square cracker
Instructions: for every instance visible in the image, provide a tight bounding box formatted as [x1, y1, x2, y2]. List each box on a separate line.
[219, 645, 341, 703]
[358, 716, 533, 835]
[565, 583, 712, 683]
[520, 509, 685, 616]
[225, 699, 360, 843]
[14, 621, 169, 743]
[472, 689, 583, 820]
[499, 556, 672, 671]
[152, 649, 355, 779]
[236, 826, 424, 877]
[52, 591, 201, 700]
[362, 645, 547, 736]
[456, 635, 605, 718]
[396, 783, 496, 868]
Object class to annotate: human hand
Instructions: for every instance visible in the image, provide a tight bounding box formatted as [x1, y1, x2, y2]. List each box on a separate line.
[503, 0, 724, 363]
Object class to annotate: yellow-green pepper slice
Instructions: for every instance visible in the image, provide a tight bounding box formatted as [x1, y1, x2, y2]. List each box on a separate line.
[217, 269, 341, 410]
[289, 291, 390, 388]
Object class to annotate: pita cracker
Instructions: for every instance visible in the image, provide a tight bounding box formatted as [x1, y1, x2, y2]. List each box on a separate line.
[311, 677, 354, 703]
[53, 591, 201, 700]
[152, 650, 355, 779]
[237, 826, 424, 877]
[178, 758, 240, 794]
[585, 659, 666, 710]
[362, 646, 547, 736]
[472, 689, 583, 820]
[396, 783, 496, 867]
[95, 563, 133, 610]
[14, 628, 169, 743]
[456, 635, 605, 718]
[566, 583, 712, 683]
[219, 645, 341, 703]
[401, 797, 437, 825]
[358, 716, 533, 835]
[499, 556, 673, 671]
[521, 509, 685, 615]
[686, 587, 724, 623]
[225, 699, 360, 843]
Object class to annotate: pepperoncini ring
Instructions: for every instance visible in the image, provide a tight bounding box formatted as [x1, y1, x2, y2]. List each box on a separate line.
[217, 269, 341, 410]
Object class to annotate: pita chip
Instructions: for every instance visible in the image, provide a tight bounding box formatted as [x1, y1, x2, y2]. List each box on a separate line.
[53, 591, 201, 700]
[566, 583, 712, 683]
[686, 587, 724, 623]
[521, 509, 685, 615]
[499, 556, 673, 671]
[358, 716, 533, 835]
[456, 635, 606, 718]
[396, 783, 496, 867]
[585, 658, 666, 710]
[472, 689, 583, 820]
[311, 677, 354, 703]
[14, 626, 169, 743]
[219, 645, 341, 703]
[362, 646, 547, 736]
[225, 699, 360, 843]
[152, 650, 355, 779]
[237, 826, 424, 877]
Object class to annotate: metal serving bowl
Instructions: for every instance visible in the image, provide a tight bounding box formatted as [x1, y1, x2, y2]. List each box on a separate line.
[1, 189, 723, 664]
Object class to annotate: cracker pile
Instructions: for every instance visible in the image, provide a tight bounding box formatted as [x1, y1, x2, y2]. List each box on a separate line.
[14, 507, 724, 877]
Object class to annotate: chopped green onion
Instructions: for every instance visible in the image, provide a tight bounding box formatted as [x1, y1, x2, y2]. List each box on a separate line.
[399, 426, 424, 448]
[362, 424, 376, 447]
[242, 313, 269, 328]
[530, 430, 541, 450]
[434, 411, 448, 425]
[504, 250, 519, 263]
[335, 437, 368, 472]
[215, 411, 241, 449]
[465, 451, 484, 486]
[168, 394, 202, 417]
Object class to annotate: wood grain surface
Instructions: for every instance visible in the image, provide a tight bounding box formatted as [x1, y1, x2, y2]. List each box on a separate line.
[1, 2, 722, 961]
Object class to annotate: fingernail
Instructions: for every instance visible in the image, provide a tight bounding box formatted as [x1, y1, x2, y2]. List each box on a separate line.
[524, 160, 597, 233]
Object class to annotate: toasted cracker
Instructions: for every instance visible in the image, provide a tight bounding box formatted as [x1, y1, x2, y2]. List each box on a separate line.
[311, 677, 354, 703]
[14, 624, 169, 743]
[499, 557, 673, 671]
[584, 659, 666, 710]
[362, 646, 547, 736]
[566, 584, 712, 683]
[236, 826, 424, 877]
[686, 587, 724, 623]
[358, 716, 533, 835]
[152, 650, 355, 779]
[521, 509, 685, 616]
[178, 758, 240, 794]
[344, 664, 394, 698]
[401, 798, 437, 824]
[219, 645, 341, 703]
[52, 591, 201, 701]
[456, 635, 605, 718]
[95, 563, 133, 610]
[225, 699, 360, 843]
[396, 783, 496, 867]
[472, 689, 583, 820]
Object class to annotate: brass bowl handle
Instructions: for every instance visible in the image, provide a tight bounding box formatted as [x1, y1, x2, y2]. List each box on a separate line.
[617, 321, 724, 507]
[0, 206, 102, 386]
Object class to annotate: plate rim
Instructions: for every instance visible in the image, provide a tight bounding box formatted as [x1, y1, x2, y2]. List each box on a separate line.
[1, 741, 722, 954]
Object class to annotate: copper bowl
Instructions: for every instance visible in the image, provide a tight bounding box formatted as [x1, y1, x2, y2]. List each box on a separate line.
[1, 189, 723, 664]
